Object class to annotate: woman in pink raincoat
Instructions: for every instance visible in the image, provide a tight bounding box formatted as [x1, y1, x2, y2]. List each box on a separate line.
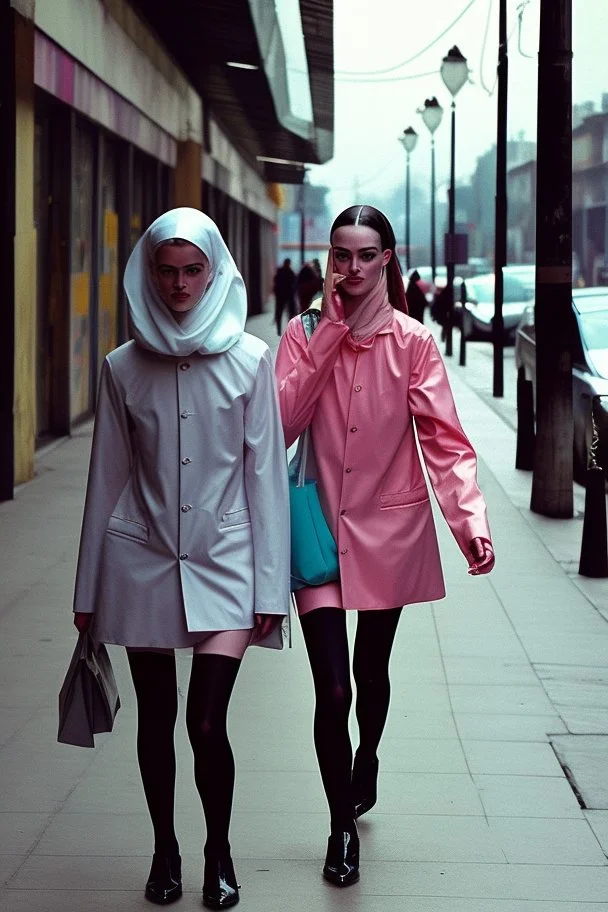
[275, 205, 495, 889]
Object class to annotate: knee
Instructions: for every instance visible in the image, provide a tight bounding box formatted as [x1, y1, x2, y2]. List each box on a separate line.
[327, 681, 352, 719]
[187, 713, 224, 749]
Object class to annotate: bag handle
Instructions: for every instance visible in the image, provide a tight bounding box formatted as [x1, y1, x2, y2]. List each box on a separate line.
[294, 308, 322, 488]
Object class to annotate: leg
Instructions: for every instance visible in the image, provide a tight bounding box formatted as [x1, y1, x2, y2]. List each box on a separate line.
[274, 296, 284, 335]
[127, 649, 182, 905]
[299, 607, 353, 830]
[352, 607, 402, 816]
[186, 652, 242, 909]
[299, 608, 359, 887]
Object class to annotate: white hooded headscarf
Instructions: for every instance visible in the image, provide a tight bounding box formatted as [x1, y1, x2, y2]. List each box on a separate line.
[124, 207, 247, 357]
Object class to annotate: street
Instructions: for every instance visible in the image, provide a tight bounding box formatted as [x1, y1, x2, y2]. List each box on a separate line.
[0, 308, 607, 911]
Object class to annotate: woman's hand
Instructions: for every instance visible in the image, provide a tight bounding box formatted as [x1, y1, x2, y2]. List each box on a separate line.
[253, 613, 281, 642]
[467, 537, 495, 575]
[73, 612, 93, 634]
[321, 252, 347, 323]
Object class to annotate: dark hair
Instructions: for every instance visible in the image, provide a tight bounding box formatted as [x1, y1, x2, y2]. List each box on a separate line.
[329, 205, 408, 314]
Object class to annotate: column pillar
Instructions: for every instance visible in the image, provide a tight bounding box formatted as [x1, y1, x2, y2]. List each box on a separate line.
[174, 140, 202, 210]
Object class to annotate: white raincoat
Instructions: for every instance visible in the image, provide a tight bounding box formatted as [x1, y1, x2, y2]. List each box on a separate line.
[72, 208, 290, 649]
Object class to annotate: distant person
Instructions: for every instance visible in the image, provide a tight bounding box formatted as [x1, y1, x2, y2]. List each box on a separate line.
[275, 204, 494, 890]
[405, 269, 427, 323]
[273, 258, 297, 335]
[296, 260, 323, 314]
[72, 208, 290, 909]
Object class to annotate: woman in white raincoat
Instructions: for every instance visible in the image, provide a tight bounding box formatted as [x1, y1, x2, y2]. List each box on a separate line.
[72, 207, 290, 910]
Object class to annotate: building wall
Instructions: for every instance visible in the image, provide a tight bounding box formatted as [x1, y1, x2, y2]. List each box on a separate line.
[13, 13, 37, 485]
[5, 0, 279, 496]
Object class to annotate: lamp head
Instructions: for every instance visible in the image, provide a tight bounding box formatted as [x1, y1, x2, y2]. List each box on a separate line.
[399, 126, 418, 154]
[440, 46, 468, 97]
[418, 96, 444, 134]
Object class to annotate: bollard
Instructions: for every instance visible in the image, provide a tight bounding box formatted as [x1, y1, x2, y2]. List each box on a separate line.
[515, 368, 535, 470]
[579, 396, 608, 577]
[578, 466, 608, 577]
[459, 280, 467, 366]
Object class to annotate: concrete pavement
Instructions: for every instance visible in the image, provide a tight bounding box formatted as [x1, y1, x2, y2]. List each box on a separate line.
[0, 307, 607, 911]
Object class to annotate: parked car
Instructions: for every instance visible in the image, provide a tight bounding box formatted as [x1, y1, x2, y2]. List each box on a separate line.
[454, 271, 534, 342]
[515, 287, 608, 478]
[504, 263, 535, 295]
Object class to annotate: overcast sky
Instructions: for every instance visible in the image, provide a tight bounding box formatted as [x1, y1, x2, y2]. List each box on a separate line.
[308, 0, 608, 215]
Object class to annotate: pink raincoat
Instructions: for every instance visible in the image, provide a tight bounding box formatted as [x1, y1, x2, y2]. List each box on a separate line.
[275, 310, 491, 610]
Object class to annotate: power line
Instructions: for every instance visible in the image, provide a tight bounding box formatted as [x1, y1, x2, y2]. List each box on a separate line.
[517, 0, 536, 58]
[479, 0, 495, 96]
[317, 154, 402, 193]
[337, 68, 439, 85]
[335, 0, 479, 78]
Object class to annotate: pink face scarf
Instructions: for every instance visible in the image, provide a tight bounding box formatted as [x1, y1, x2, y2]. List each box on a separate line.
[323, 248, 394, 349]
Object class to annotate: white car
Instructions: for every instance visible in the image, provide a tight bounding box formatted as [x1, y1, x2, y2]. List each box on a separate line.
[456, 271, 534, 342]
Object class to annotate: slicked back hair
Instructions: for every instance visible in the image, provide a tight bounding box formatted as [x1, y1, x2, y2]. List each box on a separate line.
[330, 205, 408, 314]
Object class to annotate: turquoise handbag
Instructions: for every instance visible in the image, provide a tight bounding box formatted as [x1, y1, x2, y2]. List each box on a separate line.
[288, 309, 340, 591]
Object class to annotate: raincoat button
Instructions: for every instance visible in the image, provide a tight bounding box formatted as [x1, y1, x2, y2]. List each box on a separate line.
[180, 362, 191, 371]
[340, 509, 347, 515]
[340, 548, 348, 555]
[182, 457, 192, 465]
[179, 553, 188, 560]
[355, 385, 362, 392]
[345, 467, 352, 473]
[181, 504, 192, 513]
[350, 426, 358, 432]
[180, 410, 189, 419]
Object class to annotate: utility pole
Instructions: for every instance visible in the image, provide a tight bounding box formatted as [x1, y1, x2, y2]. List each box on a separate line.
[299, 178, 306, 268]
[530, 0, 573, 518]
[492, 0, 507, 397]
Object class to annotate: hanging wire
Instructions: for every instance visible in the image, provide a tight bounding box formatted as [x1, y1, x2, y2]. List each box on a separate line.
[319, 154, 403, 193]
[335, 0, 479, 78]
[337, 68, 441, 85]
[475, 2, 524, 99]
[517, 0, 536, 59]
[478, 0, 495, 96]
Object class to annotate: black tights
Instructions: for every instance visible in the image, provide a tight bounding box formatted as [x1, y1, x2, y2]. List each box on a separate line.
[299, 607, 402, 831]
[127, 651, 241, 859]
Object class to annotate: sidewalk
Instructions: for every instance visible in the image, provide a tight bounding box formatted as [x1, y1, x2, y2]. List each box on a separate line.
[0, 308, 607, 911]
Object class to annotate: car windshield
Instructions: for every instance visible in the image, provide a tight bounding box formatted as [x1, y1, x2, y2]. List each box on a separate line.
[467, 274, 533, 304]
[578, 310, 608, 352]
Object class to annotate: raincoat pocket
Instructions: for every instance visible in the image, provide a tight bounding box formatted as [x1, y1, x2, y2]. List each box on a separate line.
[220, 506, 251, 529]
[106, 515, 150, 543]
[380, 486, 429, 509]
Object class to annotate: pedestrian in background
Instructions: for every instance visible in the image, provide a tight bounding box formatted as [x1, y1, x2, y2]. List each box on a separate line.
[295, 259, 323, 313]
[273, 257, 297, 335]
[275, 204, 494, 889]
[405, 268, 427, 322]
[72, 207, 290, 909]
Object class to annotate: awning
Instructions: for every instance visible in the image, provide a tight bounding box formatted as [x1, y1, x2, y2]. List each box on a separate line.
[131, 0, 334, 170]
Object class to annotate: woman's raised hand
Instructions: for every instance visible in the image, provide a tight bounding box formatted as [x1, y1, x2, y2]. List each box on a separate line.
[321, 252, 347, 323]
[467, 537, 495, 575]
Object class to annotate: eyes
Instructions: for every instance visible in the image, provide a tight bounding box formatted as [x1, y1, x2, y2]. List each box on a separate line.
[158, 265, 205, 278]
[334, 250, 378, 264]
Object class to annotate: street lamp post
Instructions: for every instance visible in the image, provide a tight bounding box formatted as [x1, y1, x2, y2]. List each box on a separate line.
[493, 0, 508, 397]
[399, 127, 418, 271]
[440, 46, 468, 357]
[418, 98, 443, 285]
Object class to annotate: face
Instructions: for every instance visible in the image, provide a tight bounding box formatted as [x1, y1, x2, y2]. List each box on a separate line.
[153, 241, 211, 318]
[331, 225, 392, 298]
